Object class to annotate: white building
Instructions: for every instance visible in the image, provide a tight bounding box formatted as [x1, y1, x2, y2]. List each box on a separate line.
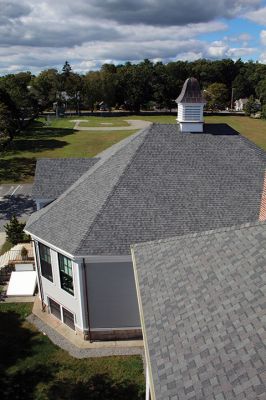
[176, 77, 206, 133]
[234, 98, 248, 111]
[26, 85, 266, 342]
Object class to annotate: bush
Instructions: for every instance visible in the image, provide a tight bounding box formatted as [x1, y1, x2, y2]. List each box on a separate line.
[4, 216, 29, 245]
[262, 105, 266, 119]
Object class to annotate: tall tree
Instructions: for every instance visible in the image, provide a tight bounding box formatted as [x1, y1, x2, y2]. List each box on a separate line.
[31, 68, 60, 110]
[256, 79, 266, 105]
[204, 83, 229, 110]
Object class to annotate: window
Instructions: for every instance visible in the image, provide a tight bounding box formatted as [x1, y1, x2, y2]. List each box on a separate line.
[58, 254, 74, 295]
[39, 243, 53, 282]
[49, 298, 61, 320]
[62, 307, 75, 330]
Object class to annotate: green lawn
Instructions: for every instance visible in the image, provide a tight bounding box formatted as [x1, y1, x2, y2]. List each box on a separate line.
[0, 303, 145, 400]
[0, 119, 136, 183]
[78, 117, 130, 127]
[0, 240, 12, 255]
[1, 115, 266, 184]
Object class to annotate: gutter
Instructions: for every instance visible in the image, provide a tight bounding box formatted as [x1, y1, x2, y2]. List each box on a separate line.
[33, 240, 46, 312]
[82, 258, 92, 342]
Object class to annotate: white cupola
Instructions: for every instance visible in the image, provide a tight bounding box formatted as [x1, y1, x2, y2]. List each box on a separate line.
[176, 77, 206, 133]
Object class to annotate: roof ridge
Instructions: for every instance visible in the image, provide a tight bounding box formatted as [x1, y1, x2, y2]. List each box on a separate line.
[25, 126, 152, 244]
[131, 219, 266, 249]
[75, 126, 153, 254]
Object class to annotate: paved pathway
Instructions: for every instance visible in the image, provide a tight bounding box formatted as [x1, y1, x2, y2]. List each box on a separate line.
[73, 119, 152, 131]
[28, 313, 144, 358]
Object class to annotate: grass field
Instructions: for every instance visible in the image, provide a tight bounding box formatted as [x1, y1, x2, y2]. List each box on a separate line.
[0, 115, 266, 184]
[0, 303, 145, 400]
[77, 117, 130, 127]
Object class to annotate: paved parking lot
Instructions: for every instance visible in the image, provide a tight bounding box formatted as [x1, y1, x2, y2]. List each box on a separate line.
[0, 184, 36, 230]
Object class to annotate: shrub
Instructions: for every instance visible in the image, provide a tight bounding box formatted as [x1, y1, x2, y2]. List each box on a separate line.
[4, 216, 29, 245]
[262, 105, 266, 119]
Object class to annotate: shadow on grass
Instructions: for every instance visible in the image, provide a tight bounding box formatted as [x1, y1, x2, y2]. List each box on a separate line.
[0, 308, 55, 400]
[4, 138, 69, 155]
[0, 308, 144, 400]
[0, 309, 36, 367]
[19, 121, 75, 139]
[203, 123, 239, 135]
[0, 158, 36, 183]
[0, 193, 36, 220]
[48, 373, 144, 400]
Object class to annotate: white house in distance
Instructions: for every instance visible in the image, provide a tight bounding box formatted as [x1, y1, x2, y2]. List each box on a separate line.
[176, 77, 206, 132]
[234, 98, 248, 111]
[26, 78, 266, 343]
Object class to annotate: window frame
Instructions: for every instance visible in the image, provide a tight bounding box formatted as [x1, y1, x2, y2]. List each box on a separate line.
[38, 242, 53, 282]
[58, 253, 74, 296]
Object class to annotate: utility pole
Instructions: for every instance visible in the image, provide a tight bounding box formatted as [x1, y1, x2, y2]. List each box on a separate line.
[231, 87, 234, 110]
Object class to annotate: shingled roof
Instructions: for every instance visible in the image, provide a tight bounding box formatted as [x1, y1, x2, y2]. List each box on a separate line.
[176, 77, 205, 104]
[32, 158, 99, 200]
[131, 221, 266, 400]
[25, 124, 266, 256]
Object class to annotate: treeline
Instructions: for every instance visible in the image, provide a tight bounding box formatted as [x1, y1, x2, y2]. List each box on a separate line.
[1, 58, 266, 140]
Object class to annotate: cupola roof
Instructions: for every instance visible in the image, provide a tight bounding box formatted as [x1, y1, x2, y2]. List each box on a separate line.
[176, 77, 205, 104]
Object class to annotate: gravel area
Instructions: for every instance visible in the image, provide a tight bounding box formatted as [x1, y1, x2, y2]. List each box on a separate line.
[27, 314, 144, 359]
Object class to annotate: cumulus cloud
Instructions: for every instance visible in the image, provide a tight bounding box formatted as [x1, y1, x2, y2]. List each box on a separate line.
[245, 6, 266, 24]
[71, 0, 261, 26]
[261, 30, 266, 45]
[0, 0, 31, 19]
[0, 0, 263, 74]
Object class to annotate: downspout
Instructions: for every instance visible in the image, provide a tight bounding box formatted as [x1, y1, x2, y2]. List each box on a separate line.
[82, 258, 92, 342]
[33, 240, 46, 312]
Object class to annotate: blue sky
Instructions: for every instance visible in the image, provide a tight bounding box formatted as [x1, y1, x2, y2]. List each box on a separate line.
[0, 0, 265, 75]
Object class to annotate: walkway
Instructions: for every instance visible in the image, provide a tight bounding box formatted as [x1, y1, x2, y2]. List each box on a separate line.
[72, 119, 152, 131]
[29, 297, 144, 358]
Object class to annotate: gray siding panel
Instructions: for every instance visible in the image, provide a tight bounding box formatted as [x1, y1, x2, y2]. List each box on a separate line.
[86, 261, 140, 329]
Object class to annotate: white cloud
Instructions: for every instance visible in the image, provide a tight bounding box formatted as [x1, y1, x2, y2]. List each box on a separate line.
[245, 6, 266, 24]
[260, 30, 266, 45]
[259, 51, 266, 63]
[0, 0, 263, 74]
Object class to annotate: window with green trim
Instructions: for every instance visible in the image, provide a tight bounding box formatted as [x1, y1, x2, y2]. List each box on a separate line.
[39, 243, 53, 282]
[58, 254, 74, 295]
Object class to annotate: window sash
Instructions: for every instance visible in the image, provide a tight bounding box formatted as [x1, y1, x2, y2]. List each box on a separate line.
[58, 254, 74, 295]
[39, 243, 53, 282]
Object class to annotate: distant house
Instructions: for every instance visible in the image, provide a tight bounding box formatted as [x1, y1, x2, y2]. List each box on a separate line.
[234, 98, 248, 111]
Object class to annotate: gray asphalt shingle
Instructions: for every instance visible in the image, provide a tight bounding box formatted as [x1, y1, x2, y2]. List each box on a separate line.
[131, 222, 266, 400]
[32, 158, 99, 200]
[26, 124, 266, 256]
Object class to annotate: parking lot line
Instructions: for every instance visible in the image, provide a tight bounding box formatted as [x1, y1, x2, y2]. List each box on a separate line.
[10, 185, 21, 196]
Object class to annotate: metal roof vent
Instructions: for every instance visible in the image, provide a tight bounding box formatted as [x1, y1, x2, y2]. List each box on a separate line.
[176, 77, 206, 133]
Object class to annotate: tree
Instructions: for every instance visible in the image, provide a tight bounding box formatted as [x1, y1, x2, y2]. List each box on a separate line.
[0, 88, 20, 139]
[0, 102, 15, 144]
[4, 216, 27, 245]
[256, 79, 266, 105]
[204, 83, 229, 110]
[82, 71, 102, 112]
[244, 95, 258, 116]
[62, 61, 72, 77]
[31, 69, 60, 110]
[232, 73, 253, 100]
[261, 105, 266, 119]
[0, 72, 37, 124]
